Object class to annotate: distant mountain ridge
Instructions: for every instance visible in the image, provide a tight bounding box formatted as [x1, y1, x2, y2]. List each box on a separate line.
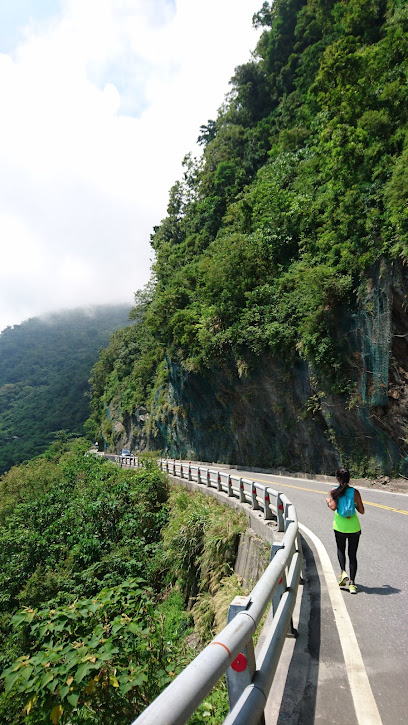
[0, 305, 131, 474]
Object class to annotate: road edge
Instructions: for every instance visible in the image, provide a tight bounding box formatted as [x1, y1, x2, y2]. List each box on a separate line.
[299, 523, 383, 725]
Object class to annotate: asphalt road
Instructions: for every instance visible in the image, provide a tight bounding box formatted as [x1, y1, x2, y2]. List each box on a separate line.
[226, 467, 408, 725]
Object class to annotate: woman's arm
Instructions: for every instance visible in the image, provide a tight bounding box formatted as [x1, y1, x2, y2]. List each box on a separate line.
[326, 492, 337, 511]
[355, 489, 365, 514]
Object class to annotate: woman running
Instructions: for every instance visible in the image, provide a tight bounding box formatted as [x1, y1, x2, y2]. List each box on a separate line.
[326, 468, 365, 594]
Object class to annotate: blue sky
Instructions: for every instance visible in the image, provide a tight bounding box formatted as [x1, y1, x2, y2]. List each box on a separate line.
[0, 0, 62, 53]
[0, 0, 262, 333]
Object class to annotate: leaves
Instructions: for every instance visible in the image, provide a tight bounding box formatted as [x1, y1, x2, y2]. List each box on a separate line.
[50, 704, 63, 724]
[25, 694, 37, 715]
[2, 578, 167, 721]
[0, 446, 173, 722]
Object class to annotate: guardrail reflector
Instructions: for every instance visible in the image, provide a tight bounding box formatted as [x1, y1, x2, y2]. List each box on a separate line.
[231, 653, 247, 672]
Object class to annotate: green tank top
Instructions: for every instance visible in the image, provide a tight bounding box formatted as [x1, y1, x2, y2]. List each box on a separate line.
[333, 511, 361, 533]
[333, 487, 361, 533]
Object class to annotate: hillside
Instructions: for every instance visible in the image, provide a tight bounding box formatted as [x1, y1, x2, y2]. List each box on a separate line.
[0, 305, 130, 474]
[88, 0, 408, 477]
[0, 442, 246, 723]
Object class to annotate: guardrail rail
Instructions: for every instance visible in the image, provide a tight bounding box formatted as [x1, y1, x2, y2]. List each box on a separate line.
[114, 456, 303, 725]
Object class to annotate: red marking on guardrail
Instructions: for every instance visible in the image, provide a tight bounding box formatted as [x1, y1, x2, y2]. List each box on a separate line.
[240, 482, 244, 489]
[211, 641, 231, 657]
[265, 494, 270, 503]
[278, 504, 284, 511]
[278, 577, 283, 585]
[231, 653, 247, 672]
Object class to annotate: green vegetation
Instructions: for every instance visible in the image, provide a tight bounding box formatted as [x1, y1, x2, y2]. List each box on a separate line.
[0, 305, 130, 475]
[87, 0, 408, 471]
[0, 443, 247, 723]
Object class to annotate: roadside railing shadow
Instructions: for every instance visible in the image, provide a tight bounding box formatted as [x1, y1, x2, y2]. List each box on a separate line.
[276, 535, 320, 725]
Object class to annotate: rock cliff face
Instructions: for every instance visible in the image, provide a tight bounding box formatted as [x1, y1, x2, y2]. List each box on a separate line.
[113, 264, 408, 477]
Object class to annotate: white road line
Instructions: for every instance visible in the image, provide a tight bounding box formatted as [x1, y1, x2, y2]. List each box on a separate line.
[299, 523, 383, 725]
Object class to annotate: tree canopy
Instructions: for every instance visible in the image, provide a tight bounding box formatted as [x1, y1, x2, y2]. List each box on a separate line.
[88, 0, 408, 474]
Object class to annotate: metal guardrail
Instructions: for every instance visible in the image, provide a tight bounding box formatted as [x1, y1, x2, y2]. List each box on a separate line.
[116, 456, 302, 725]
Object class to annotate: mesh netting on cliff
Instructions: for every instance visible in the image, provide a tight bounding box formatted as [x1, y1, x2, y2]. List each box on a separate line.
[357, 268, 392, 407]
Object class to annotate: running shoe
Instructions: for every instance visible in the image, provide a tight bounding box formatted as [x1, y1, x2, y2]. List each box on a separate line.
[338, 571, 349, 587]
[349, 583, 358, 594]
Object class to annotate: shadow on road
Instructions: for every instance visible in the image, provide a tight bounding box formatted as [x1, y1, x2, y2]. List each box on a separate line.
[356, 584, 401, 595]
[276, 535, 321, 725]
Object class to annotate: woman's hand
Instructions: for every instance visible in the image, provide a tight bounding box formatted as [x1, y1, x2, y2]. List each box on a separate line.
[326, 495, 336, 511]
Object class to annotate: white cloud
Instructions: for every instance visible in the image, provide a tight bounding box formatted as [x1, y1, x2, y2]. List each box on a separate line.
[0, 0, 262, 333]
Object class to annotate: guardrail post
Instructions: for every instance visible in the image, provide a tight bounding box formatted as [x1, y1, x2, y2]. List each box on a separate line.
[251, 483, 260, 510]
[217, 472, 222, 491]
[270, 543, 286, 615]
[263, 489, 273, 520]
[206, 470, 211, 487]
[269, 542, 297, 638]
[225, 596, 255, 711]
[188, 463, 193, 481]
[227, 474, 233, 497]
[197, 466, 202, 484]
[180, 463, 184, 479]
[276, 492, 284, 532]
[239, 478, 245, 503]
[173, 460, 176, 476]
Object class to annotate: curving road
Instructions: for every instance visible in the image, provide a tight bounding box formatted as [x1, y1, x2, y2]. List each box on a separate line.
[223, 467, 408, 725]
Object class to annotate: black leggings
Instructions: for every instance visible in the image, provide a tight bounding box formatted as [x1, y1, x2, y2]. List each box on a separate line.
[334, 530, 361, 582]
